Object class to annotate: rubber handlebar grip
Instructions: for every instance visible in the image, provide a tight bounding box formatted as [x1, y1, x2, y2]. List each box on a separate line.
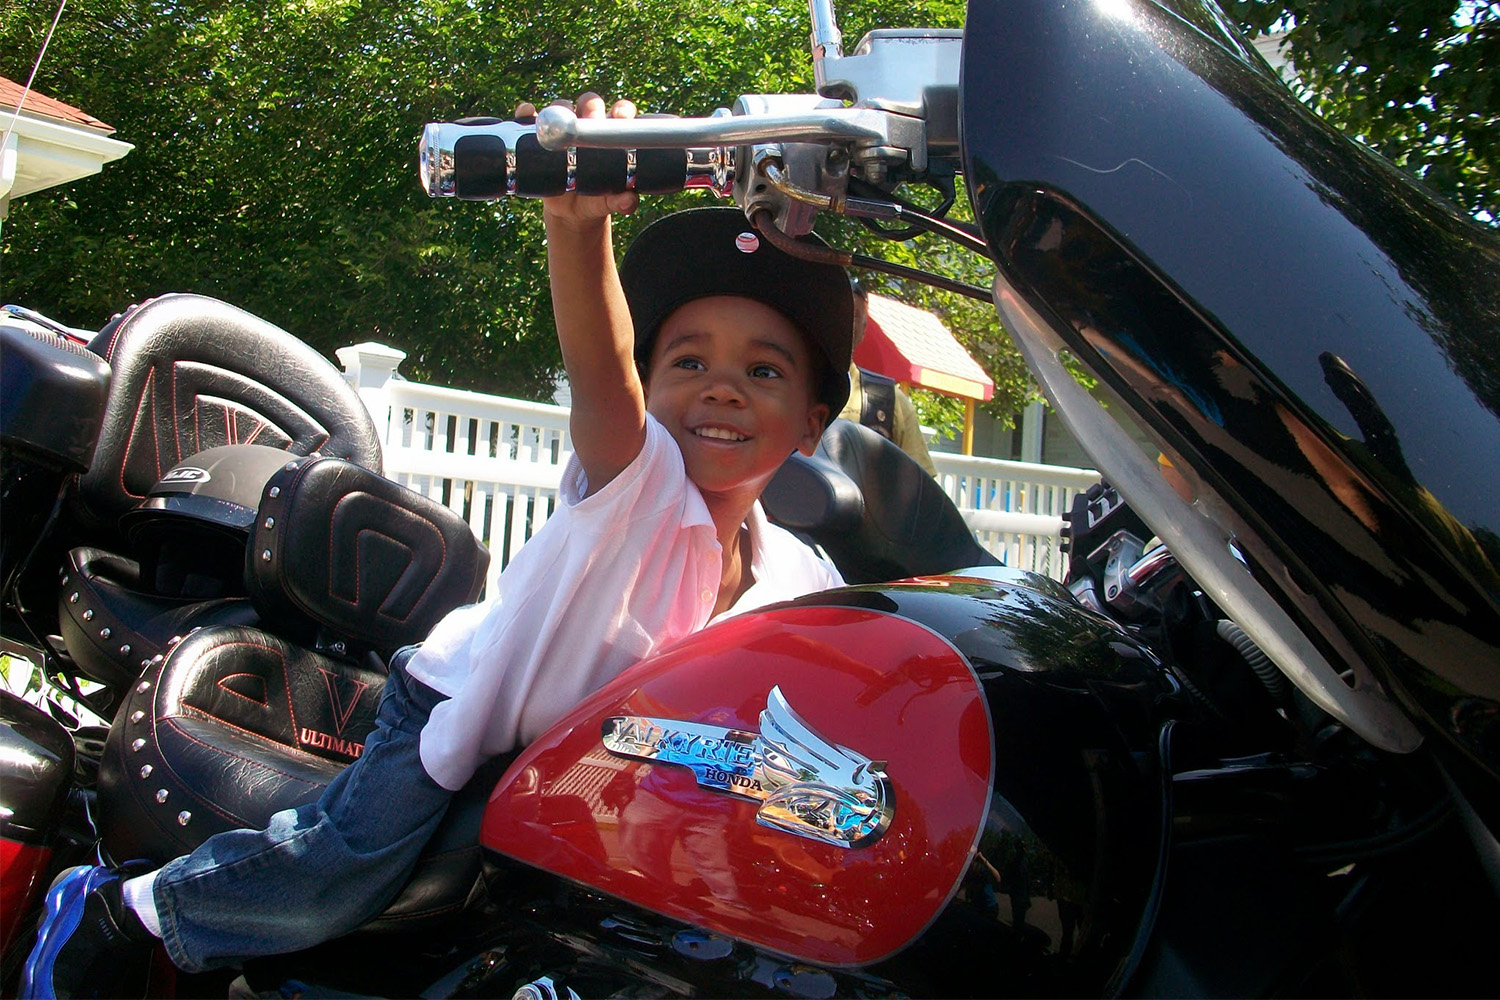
[512, 132, 570, 197]
[452, 134, 509, 200]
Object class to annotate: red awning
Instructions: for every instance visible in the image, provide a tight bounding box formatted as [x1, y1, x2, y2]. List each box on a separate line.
[853, 294, 994, 401]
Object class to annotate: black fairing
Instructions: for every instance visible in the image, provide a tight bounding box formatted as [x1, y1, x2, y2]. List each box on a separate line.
[806, 576, 1174, 994]
[0, 691, 76, 844]
[961, 0, 1500, 820]
[764, 418, 999, 582]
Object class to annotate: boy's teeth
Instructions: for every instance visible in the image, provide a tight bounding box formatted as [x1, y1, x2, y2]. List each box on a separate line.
[696, 427, 747, 441]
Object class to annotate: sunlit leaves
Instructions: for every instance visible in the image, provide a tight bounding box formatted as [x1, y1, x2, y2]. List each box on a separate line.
[1, 0, 1028, 415]
[1229, 0, 1498, 223]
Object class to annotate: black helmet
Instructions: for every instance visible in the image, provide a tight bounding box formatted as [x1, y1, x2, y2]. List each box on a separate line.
[120, 444, 293, 598]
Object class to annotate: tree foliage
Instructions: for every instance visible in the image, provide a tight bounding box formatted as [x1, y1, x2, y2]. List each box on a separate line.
[5, 0, 1495, 428]
[1229, 0, 1498, 223]
[3, 0, 1028, 425]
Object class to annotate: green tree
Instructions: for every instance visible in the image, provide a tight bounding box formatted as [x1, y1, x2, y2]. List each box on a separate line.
[4, 0, 1033, 421]
[1229, 0, 1498, 223]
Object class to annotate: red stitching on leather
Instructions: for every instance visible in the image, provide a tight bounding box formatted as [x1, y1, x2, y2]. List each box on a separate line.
[170, 361, 183, 466]
[139, 721, 251, 826]
[184, 638, 299, 735]
[325, 493, 449, 622]
[245, 420, 266, 445]
[97, 322, 124, 361]
[170, 706, 337, 772]
[215, 672, 270, 707]
[117, 367, 157, 498]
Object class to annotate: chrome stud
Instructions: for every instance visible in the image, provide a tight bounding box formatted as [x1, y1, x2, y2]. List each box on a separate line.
[82, 609, 94, 621]
[284, 461, 298, 471]
[263, 516, 275, 529]
[131, 738, 146, 752]
[177, 811, 192, 826]
[268, 486, 281, 498]
[137, 680, 151, 694]
[130, 710, 145, 724]
[139, 764, 153, 778]
[262, 549, 272, 562]
[99, 627, 112, 640]
[69, 592, 79, 603]
[155, 788, 169, 803]
[120, 644, 132, 657]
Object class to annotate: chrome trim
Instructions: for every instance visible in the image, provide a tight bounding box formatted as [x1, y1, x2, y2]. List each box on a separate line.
[992, 274, 1422, 752]
[602, 684, 894, 848]
[808, 0, 844, 60]
[419, 120, 535, 198]
[683, 145, 735, 196]
[1126, 544, 1178, 591]
[815, 28, 963, 118]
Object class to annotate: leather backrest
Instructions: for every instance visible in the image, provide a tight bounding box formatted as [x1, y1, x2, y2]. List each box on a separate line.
[765, 419, 998, 584]
[247, 456, 490, 650]
[75, 294, 383, 546]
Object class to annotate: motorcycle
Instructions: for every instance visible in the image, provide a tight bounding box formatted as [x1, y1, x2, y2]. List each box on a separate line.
[4, 0, 1498, 995]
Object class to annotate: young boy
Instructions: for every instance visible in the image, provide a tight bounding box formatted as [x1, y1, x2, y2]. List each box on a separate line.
[21, 93, 853, 998]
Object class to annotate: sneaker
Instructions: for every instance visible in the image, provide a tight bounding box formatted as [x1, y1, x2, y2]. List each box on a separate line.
[19, 865, 154, 999]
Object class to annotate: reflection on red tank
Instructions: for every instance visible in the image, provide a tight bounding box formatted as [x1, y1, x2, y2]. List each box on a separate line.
[1, 838, 52, 952]
[483, 605, 993, 968]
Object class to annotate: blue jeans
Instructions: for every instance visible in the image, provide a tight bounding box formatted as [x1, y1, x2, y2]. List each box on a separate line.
[151, 650, 453, 972]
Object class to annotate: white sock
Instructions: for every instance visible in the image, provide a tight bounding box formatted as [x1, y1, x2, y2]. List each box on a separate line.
[121, 872, 164, 939]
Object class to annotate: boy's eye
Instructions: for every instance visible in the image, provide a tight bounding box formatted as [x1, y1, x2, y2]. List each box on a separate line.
[672, 357, 705, 371]
[749, 363, 783, 379]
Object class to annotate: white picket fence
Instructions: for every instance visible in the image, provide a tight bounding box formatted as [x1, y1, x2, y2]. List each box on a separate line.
[337, 343, 1099, 593]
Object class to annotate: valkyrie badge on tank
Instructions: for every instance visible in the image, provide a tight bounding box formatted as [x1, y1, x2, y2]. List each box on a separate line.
[601, 685, 895, 848]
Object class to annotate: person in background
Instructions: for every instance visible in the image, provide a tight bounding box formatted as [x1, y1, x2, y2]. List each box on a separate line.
[838, 280, 938, 476]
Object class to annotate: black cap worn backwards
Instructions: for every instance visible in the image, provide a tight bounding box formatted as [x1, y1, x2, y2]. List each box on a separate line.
[619, 208, 853, 414]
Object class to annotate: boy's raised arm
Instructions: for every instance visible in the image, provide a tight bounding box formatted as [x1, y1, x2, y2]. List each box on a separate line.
[531, 93, 647, 492]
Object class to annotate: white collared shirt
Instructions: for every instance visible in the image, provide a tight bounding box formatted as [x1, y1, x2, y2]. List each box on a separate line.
[408, 414, 844, 790]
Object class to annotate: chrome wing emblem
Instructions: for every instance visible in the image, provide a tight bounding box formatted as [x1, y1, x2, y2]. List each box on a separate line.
[601, 686, 894, 848]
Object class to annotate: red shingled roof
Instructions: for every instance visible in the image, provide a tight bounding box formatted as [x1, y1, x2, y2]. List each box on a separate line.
[1, 76, 115, 133]
[855, 294, 995, 401]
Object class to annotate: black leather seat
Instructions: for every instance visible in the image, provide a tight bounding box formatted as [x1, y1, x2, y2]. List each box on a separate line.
[74, 294, 383, 548]
[98, 456, 493, 931]
[764, 418, 1000, 583]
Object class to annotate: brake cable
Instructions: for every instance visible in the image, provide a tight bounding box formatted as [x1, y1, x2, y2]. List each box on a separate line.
[749, 208, 993, 302]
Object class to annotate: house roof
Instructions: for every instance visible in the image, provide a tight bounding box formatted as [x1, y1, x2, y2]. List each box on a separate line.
[1, 76, 115, 133]
[854, 293, 995, 401]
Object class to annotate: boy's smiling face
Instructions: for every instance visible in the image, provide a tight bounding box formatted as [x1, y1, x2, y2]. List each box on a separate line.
[644, 295, 830, 500]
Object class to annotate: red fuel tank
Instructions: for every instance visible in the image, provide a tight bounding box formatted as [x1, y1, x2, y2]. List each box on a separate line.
[481, 604, 992, 968]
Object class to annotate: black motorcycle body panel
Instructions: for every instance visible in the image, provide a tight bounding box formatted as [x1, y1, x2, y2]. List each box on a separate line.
[961, 0, 1500, 821]
[790, 575, 1175, 996]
